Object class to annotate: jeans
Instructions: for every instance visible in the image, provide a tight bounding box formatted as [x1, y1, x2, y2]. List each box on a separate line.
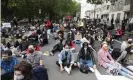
[117, 51, 127, 62]
[73, 40, 82, 44]
[106, 63, 132, 78]
[73, 40, 82, 47]
[79, 59, 93, 68]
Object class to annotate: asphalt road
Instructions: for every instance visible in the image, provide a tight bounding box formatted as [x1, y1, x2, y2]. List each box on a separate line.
[18, 32, 122, 80]
[39, 32, 122, 80]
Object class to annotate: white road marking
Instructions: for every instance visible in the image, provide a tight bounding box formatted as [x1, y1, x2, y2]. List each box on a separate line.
[114, 39, 122, 43]
[94, 69, 131, 80]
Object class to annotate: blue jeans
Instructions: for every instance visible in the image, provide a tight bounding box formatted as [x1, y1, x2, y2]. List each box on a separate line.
[79, 59, 93, 68]
[73, 40, 81, 44]
[106, 63, 131, 78]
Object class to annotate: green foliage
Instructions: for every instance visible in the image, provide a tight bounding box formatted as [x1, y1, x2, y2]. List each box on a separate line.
[2, 0, 80, 20]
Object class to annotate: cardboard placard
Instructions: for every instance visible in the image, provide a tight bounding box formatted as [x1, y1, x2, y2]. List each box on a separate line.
[75, 34, 82, 40]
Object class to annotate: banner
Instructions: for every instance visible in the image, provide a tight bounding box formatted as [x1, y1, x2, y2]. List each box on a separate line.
[2, 23, 11, 28]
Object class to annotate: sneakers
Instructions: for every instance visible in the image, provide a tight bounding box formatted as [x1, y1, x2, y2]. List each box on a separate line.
[64, 66, 71, 74]
[89, 67, 94, 73]
[49, 51, 54, 56]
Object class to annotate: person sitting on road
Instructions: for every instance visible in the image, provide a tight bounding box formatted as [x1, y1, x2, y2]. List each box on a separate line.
[56, 43, 75, 74]
[1, 50, 18, 80]
[124, 46, 133, 72]
[105, 37, 113, 53]
[19, 36, 29, 52]
[73, 30, 82, 44]
[98, 43, 114, 68]
[14, 61, 32, 80]
[117, 44, 133, 63]
[77, 42, 96, 73]
[27, 45, 44, 67]
[123, 45, 133, 65]
[14, 40, 20, 48]
[121, 38, 132, 52]
[98, 43, 133, 79]
[49, 31, 64, 56]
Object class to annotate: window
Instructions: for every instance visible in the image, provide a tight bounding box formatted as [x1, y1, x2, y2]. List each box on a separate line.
[117, 13, 121, 20]
[125, 0, 130, 5]
[107, 5, 110, 10]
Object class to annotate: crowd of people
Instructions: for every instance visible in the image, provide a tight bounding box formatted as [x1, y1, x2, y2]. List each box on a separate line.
[1, 18, 133, 80]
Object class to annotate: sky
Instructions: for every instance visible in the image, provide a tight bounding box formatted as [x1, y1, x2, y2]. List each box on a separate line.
[75, 0, 94, 18]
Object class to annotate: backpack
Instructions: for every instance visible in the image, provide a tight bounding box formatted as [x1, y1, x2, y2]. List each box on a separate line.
[79, 64, 89, 74]
[32, 66, 48, 80]
[111, 48, 121, 60]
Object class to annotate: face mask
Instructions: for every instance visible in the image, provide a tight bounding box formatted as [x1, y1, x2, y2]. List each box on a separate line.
[65, 49, 69, 51]
[84, 48, 87, 50]
[15, 75, 24, 80]
[29, 49, 34, 53]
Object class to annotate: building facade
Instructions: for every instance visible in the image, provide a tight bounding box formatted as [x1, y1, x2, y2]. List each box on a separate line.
[86, 0, 130, 25]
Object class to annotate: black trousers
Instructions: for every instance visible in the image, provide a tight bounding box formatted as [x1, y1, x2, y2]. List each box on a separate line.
[51, 43, 63, 54]
[1, 72, 13, 80]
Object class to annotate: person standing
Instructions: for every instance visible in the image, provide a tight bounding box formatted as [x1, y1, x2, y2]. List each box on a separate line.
[121, 38, 132, 52]
[13, 17, 18, 27]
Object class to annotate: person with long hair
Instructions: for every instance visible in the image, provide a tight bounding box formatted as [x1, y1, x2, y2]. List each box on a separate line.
[77, 42, 96, 73]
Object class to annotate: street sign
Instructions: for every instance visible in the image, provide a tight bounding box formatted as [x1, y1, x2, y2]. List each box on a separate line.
[2, 23, 11, 28]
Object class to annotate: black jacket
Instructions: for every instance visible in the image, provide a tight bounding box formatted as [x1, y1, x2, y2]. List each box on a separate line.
[67, 32, 74, 40]
[28, 34, 38, 43]
[78, 47, 96, 64]
[19, 41, 29, 51]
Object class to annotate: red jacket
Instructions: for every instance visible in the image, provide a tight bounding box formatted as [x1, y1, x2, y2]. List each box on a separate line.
[45, 20, 51, 29]
[116, 29, 123, 36]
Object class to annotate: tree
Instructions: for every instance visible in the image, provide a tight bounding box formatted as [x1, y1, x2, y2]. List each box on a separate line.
[1, 0, 80, 22]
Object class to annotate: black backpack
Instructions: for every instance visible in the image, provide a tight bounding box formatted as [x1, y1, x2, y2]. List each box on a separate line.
[32, 66, 48, 80]
[111, 48, 121, 60]
[79, 64, 89, 74]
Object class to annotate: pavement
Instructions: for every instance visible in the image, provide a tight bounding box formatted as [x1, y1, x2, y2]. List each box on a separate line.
[18, 31, 130, 80]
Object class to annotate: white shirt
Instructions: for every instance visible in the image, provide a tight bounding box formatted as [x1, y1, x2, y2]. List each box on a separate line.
[130, 18, 133, 23]
[121, 41, 128, 52]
